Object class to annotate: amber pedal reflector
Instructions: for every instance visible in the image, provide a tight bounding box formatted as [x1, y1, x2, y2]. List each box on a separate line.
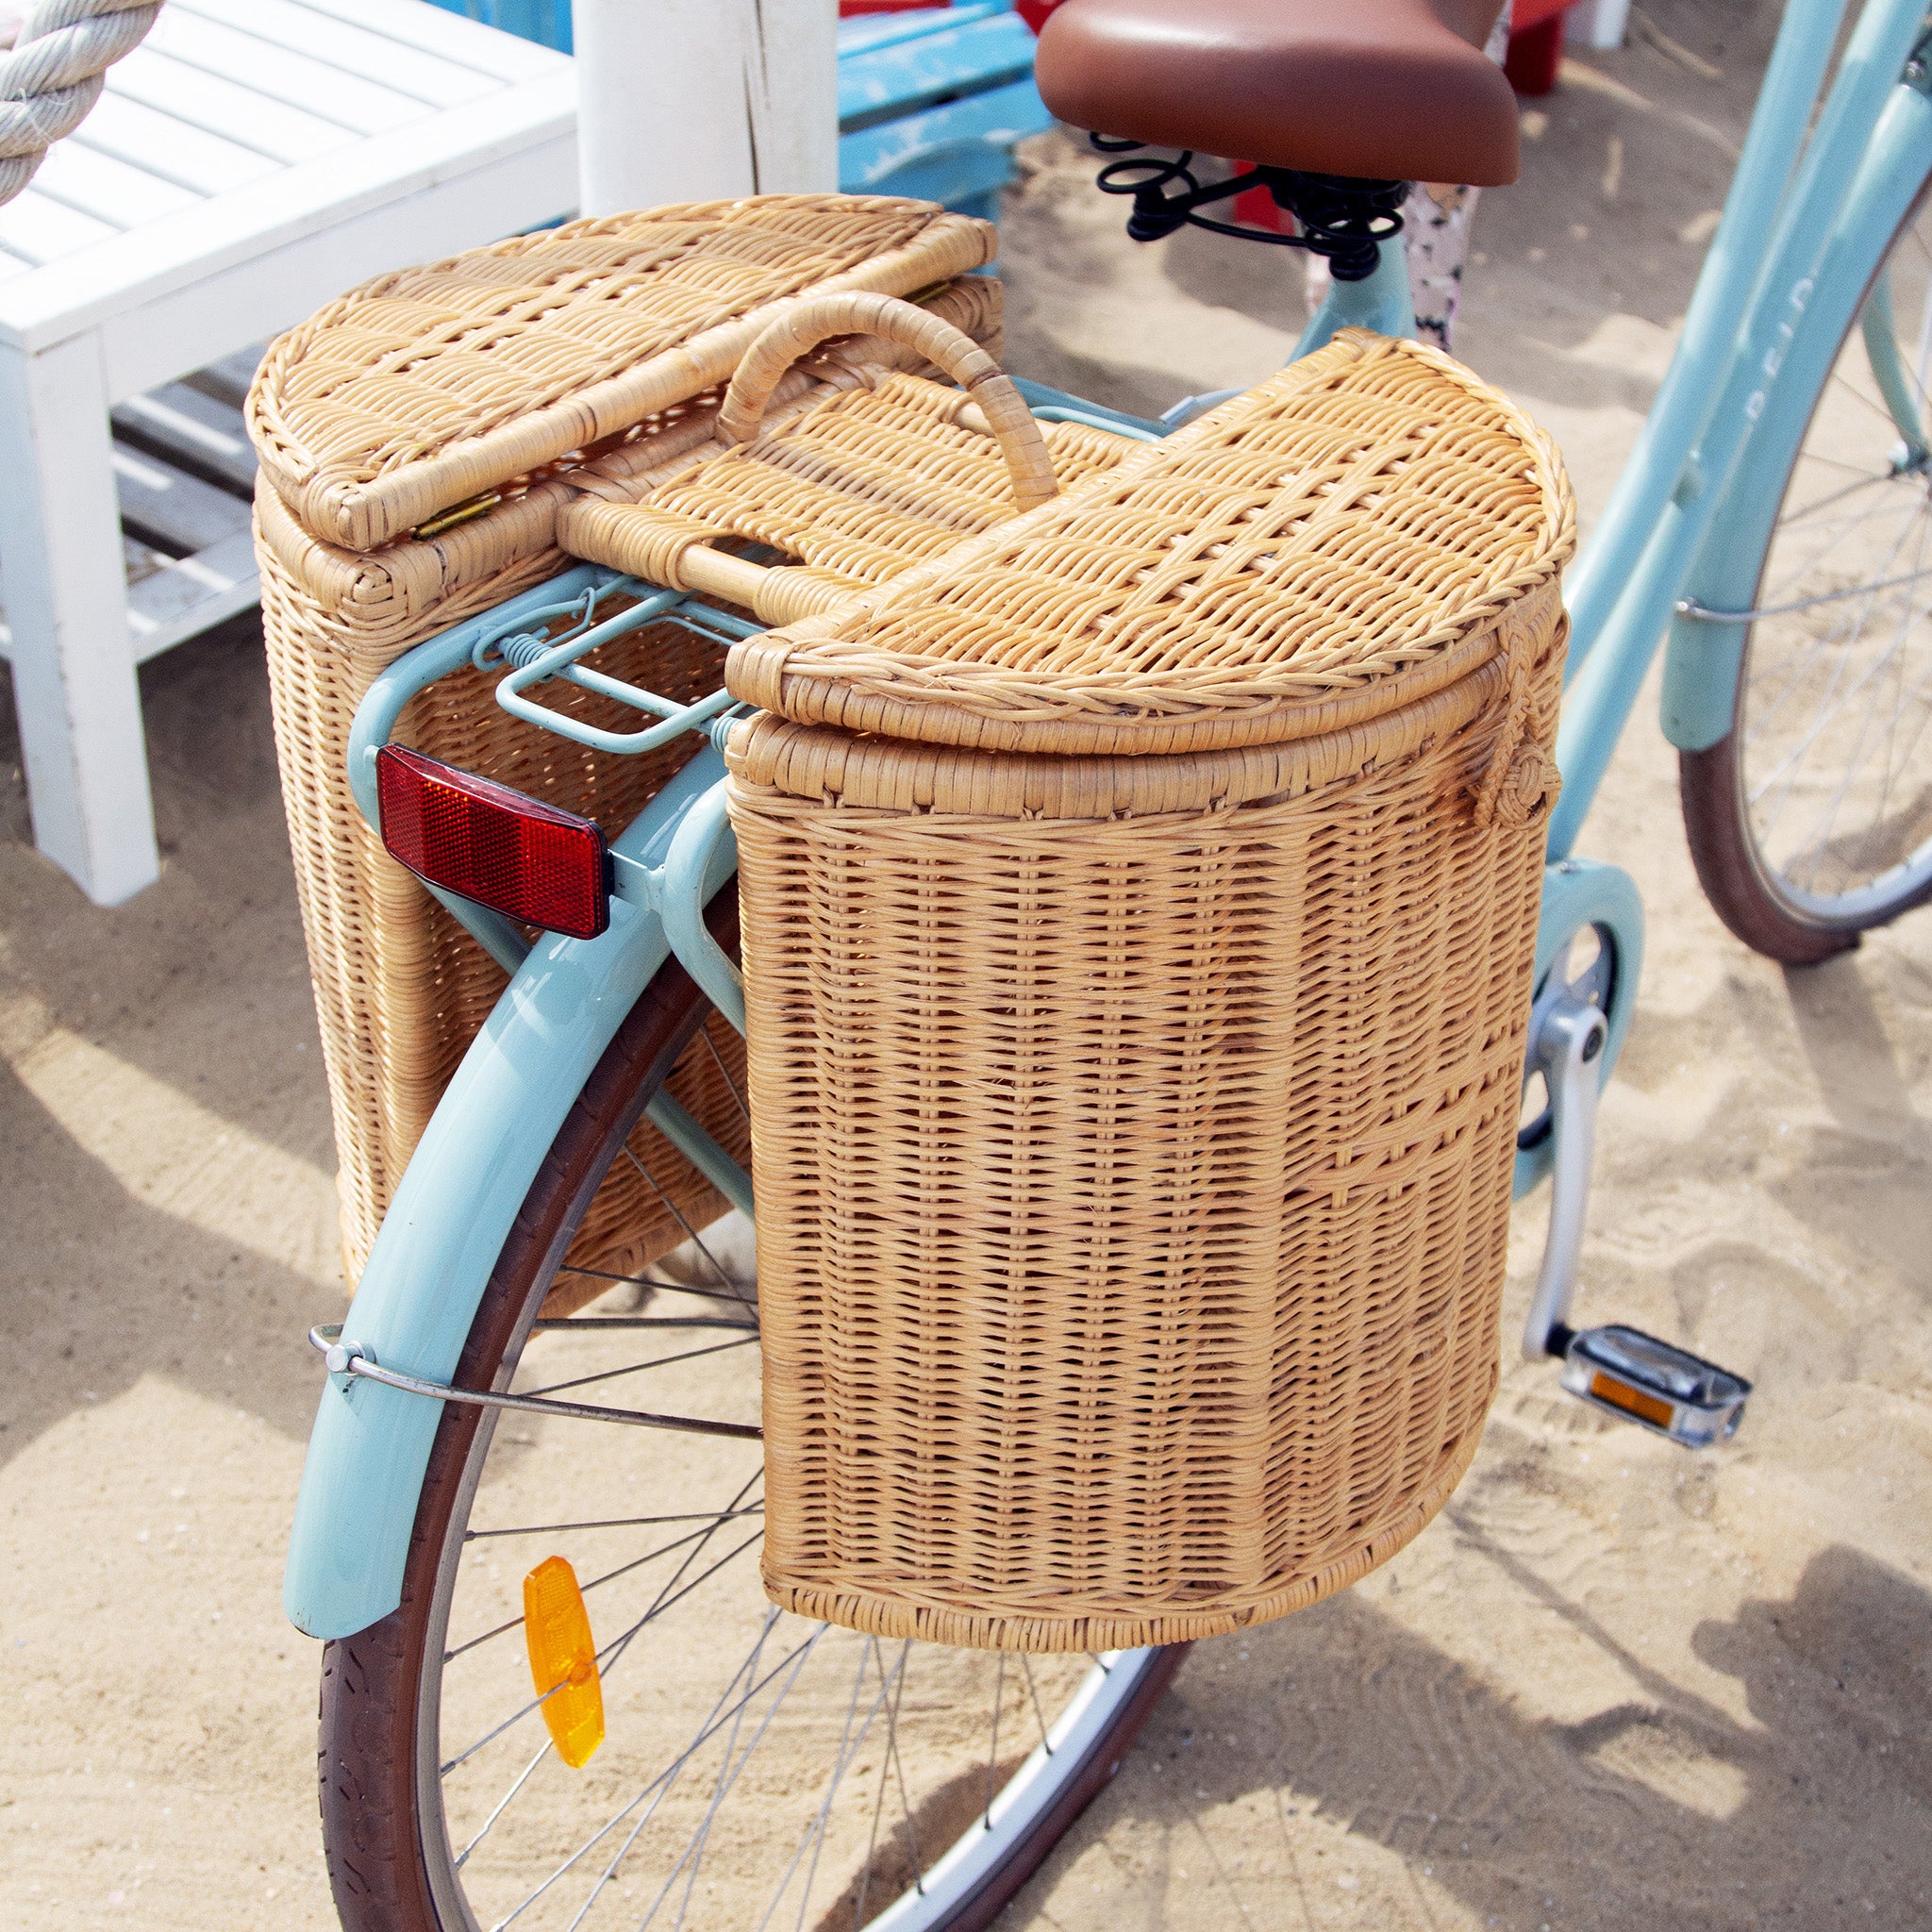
[524, 1556, 606, 1769]
[1589, 1370, 1676, 1433]
[377, 745, 609, 941]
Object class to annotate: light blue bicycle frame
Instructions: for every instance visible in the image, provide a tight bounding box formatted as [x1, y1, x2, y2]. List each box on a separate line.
[286, 0, 1932, 1641]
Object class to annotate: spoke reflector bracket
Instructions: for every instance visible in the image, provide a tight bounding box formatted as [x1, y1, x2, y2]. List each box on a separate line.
[376, 744, 610, 941]
[525, 1556, 605, 1768]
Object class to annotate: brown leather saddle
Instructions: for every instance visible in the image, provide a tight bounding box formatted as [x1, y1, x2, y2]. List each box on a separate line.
[1035, 0, 1519, 189]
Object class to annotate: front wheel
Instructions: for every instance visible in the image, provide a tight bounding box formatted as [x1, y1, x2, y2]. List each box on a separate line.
[315, 925, 1186, 1932]
[1681, 178, 1932, 961]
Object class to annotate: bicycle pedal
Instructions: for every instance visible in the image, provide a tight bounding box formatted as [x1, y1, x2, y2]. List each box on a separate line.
[1553, 1324, 1750, 1448]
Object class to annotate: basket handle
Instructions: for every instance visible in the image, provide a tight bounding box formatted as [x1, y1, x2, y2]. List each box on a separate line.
[714, 291, 1059, 513]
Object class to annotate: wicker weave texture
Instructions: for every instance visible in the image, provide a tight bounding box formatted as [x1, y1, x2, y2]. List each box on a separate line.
[260, 542, 751, 1291]
[253, 226, 1005, 1292]
[560, 370, 1133, 619]
[250, 196, 996, 551]
[725, 331, 1574, 755]
[729, 579, 1564, 1651]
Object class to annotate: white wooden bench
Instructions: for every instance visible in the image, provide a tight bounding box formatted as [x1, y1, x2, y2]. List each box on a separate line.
[0, 0, 574, 905]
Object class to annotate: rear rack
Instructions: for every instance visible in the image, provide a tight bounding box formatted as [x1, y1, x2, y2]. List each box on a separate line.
[475, 578, 761, 757]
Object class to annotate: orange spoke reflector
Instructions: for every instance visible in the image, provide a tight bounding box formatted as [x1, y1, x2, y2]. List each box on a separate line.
[524, 1556, 605, 1769]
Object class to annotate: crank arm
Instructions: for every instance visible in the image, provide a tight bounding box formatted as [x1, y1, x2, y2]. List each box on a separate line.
[1519, 991, 1751, 1446]
[1521, 991, 1607, 1361]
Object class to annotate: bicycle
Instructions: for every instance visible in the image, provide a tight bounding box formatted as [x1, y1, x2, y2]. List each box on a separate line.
[284, 0, 1932, 1924]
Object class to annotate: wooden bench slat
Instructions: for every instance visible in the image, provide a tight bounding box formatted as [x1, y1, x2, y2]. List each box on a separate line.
[76, 94, 285, 198]
[146, 11, 440, 133]
[839, 76, 1052, 194]
[108, 49, 361, 163]
[111, 383, 258, 493]
[296, 0, 571, 83]
[0, 190, 123, 267]
[175, 0, 505, 108]
[125, 528, 260, 663]
[190, 345, 266, 410]
[839, 11, 1037, 127]
[112, 439, 255, 554]
[32, 142, 205, 233]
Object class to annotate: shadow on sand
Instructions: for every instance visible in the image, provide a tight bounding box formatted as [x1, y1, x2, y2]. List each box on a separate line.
[1017, 1541, 1930, 1928]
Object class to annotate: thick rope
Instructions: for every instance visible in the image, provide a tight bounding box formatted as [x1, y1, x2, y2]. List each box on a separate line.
[0, 0, 161, 209]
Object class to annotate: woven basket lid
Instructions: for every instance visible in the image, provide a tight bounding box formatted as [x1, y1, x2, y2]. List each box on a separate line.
[248, 195, 995, 554]
[724, 331, 1576, 757]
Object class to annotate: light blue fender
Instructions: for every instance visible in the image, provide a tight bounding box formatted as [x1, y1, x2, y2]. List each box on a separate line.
[1663, 79, 1932, 751]
[283, 747, 736, 1641]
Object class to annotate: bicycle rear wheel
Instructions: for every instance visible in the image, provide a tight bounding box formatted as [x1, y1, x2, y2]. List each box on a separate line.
[316, 919, 1187, 1932]
[1682, 180, 1932, 961]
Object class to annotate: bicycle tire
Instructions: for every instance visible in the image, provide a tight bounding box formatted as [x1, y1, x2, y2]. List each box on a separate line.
[1681, 171, 1932, 962]
[315, 903, 1188, 1932]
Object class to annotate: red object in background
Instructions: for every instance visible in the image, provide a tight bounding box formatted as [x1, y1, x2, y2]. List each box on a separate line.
[376, 745, 610, 942]
[1506, 0, 1570, 95]
[839, 1, 945, 15]
[1231, 171, 1291, 236]
[1015, 0, 1063, 32]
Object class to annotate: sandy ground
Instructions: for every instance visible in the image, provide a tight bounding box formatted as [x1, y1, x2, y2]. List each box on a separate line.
[5, 5, 1931, 1925]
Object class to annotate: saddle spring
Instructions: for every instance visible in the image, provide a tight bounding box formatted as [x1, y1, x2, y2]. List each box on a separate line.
[1089, 137, 1407, 280]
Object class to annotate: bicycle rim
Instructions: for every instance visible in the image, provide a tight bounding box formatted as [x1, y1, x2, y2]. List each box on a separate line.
[320, 940, 1185, 1932]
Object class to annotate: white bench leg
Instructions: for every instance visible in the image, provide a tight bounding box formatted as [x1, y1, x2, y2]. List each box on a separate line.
[0, 331, 159, 905]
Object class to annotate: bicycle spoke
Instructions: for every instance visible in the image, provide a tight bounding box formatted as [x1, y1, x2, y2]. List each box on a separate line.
[1744, 610, 1861, 741]
[623, 1145, 758, 1317]
[1020, 1652, 1054, 1756]
[454, 1740, 551, 1871]
[595, 1475, 767, 1686]
[984, 1652, 1007, 1826]
[444, 1512, 762, 1667]
[1793, 517, 1932, 887]
[851, 1641, 919, 1931]
[1771, 509, 1932, 857]
[571, 1612, 779, 1931]
[658, 1619, 788, 1931]
[1830, 364, 1902, 432]
[553, 1261, 760, 1311]
[467, 1508, 761, 1543]
[788, 1641, 882, 1932]
[1778, 466, 1905, 531]
[1749, 493, 1931, 838]
[699, 1023, 752, 1125]
[488, 1625, 829, 1930]
[441, 1527, 772, 1801]
[519, 1331, 758, 1401]
[1777, 454, 1885, 502]
[1760, 488, 1924, 606]
[753, 1638, 907, 1932]
[533, 1315, 759, 1332]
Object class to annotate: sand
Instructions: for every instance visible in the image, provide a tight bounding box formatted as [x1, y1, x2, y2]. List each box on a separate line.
[4, 4, 1929, 1925]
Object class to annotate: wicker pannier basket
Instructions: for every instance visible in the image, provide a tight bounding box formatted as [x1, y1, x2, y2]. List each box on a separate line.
[719, 329, 1576, 1651]
[251, 195, 1008, 1295]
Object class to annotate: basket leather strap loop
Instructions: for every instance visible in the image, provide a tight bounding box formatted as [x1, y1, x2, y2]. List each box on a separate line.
[1471, 606, 1560, 831]
[714, 291, 1059, 513]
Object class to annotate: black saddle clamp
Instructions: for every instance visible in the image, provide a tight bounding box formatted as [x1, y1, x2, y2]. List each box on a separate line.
[1090, 136, 1407, 281]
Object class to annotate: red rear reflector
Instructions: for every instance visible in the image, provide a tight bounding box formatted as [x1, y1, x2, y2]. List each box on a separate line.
[376, 745, 610, 941]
